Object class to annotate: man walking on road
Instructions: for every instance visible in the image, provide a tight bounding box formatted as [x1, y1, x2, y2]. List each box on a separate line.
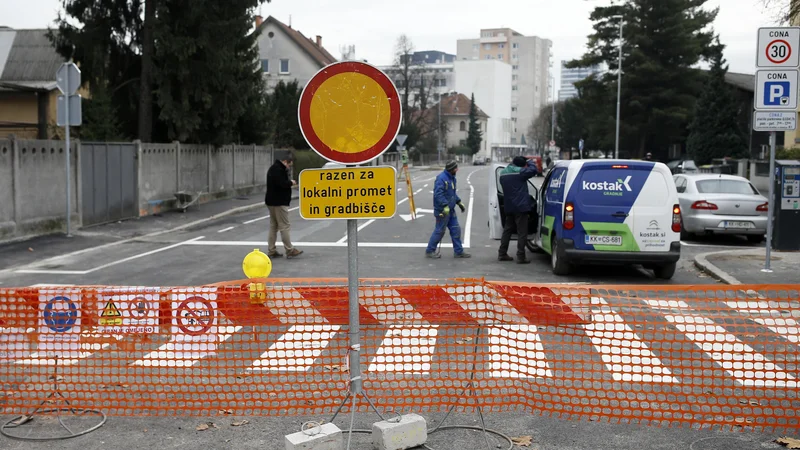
[425, 160, 471, 259]
[498, 156, 538, 264]
[265, 151, 303, 259]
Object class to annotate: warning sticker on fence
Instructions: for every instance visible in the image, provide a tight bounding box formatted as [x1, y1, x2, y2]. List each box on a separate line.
[97, 289, 160, 334]
[100, 300, 123, 326]
[37, 290, 81, 357]
[176, 297, 214, 336]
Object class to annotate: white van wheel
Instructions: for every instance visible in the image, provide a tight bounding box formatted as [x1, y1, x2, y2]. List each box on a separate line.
[551, 237, 571, 276]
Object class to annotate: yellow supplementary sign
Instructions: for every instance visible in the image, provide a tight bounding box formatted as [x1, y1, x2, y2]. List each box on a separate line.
[299, 166, 397, 220]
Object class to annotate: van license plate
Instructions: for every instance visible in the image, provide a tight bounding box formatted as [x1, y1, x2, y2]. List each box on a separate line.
[585, 235, 623, 246]
[721, 221, 754, 229]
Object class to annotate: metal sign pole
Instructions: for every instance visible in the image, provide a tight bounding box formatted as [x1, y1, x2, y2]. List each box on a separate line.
[65, 68, 71, 237]
[346, 217, 362, 394]
[764, 131, 776, 272]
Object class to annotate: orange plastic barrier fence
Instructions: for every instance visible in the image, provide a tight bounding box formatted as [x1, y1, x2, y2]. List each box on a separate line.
[0, 279, 798, 433]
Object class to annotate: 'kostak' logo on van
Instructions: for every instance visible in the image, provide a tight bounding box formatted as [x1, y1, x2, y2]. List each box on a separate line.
[582, 176, 632, 196]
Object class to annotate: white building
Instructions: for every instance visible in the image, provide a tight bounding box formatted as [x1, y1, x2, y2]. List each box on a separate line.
[378, 63, 455, 108]
[254, 16, 337, 91]
[559, 61, 604, 101]
[456, 28, 552, 145]
[454, 60, 513, 151]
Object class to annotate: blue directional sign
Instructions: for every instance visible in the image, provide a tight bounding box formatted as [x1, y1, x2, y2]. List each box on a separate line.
[43, 296, 78, 332]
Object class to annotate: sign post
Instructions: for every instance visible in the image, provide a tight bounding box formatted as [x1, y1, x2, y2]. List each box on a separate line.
[754, 27, 800, 272]
[297, 61, 401, 415]
[394, 134, 417, 220]
[56, 62, 82, 237]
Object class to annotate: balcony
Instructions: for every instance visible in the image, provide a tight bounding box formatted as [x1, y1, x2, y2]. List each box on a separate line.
[480, 35, 508, 44]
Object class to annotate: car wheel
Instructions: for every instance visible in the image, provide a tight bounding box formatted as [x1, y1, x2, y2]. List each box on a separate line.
[747, 235, 765, 244]
[654, 262, 676, 280]
[551, 237, 571, 276]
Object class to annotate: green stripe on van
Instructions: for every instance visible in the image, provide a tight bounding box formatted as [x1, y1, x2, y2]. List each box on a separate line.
[542, 215, 555, 254]
[580, 222, 640, 252]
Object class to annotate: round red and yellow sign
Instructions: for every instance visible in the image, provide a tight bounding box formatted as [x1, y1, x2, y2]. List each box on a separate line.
[298, 61, 401, 165]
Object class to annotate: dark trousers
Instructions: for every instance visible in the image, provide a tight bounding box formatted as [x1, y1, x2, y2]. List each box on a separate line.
[499, 213, 529, 259]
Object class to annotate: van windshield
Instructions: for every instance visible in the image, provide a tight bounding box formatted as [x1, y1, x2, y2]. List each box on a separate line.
[576, 168, 669, 207]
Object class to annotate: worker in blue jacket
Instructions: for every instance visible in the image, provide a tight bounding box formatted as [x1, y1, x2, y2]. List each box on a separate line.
[498, 156, 538, 263]
[425, 161, 471, 259]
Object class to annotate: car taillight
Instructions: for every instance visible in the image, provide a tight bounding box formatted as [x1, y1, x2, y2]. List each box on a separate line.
[564, 202, 575, 230]
[757, 202, 769, 212]
[691, 200, 718, 210]
[672, 204, 681, 232]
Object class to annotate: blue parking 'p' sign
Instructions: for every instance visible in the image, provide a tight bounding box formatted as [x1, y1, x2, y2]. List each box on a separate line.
[765, 81, 791, 106]
[43, 296, 78, 332]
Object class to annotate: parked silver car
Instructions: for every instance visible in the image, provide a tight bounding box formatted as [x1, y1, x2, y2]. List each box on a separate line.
[673, 174, 768, 243]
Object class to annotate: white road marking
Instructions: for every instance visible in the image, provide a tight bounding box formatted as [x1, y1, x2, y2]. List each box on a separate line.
[724, 300, 800, 344]
[248, 324, 340, 372]
[368, 326, 438, 373]
[679, 241, 758, 249]
[16, 236, 207, 275]
[336, 219, 376, 244]
[424, 184, 429, 188]
[645, 299, 797, 388]
[29, 283, 76, 287]
[584, 298, 676, 383]
[133, 326, 241, 368]
[184, 240, 457, 248]
[218, 226, 235, 233]
[244, 215, 269, 224]
[488, 325, 553, 378]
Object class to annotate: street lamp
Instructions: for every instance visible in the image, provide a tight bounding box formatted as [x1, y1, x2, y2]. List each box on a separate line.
[611, 14, 624, 159]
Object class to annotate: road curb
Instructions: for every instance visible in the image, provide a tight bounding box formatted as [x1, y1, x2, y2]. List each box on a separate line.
[693, 250, 746, 285]
[0, 199, 276, 276]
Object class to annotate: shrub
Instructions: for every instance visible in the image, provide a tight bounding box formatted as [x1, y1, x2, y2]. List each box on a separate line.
[293, 149, 326, 174]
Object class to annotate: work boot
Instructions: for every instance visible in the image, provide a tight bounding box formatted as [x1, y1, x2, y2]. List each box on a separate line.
[286, 248, 304, 259]
[455, 252, 472, 258]
[267, 251, 283, 258]
[498, 254, 514, 262]
[425, 252, 441, 259]
[517, 257, 531, 264]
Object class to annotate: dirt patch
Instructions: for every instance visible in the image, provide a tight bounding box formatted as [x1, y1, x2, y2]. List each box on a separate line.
[712, 254, 782, 262]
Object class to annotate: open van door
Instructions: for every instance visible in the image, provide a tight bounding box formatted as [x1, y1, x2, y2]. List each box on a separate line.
[488, 164, 505, 240]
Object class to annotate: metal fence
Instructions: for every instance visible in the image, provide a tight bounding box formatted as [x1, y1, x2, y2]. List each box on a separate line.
[1, 279, 798, 433]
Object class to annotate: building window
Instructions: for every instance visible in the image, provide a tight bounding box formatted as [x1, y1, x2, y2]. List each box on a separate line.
[260, 59, 269, 72]
[483, 43, 492, 50]
[459, 121, 466, 131]
[497, 54, 503, 60]
[512, 85, 518, 91]
[513, 43, 519, 49]
[472, 44, 479, 51]
[498, 43, 505, 49]
[512, 65, 519, 70]
[511, 106, 517, 112]
[512, 74, 518, 81]
[512, 53, 518, 60]
[280, 59, 290, 73]
[486, 55, 492, 60]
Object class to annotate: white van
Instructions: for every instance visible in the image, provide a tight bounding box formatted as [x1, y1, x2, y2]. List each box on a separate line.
[490, 159, 682, 279]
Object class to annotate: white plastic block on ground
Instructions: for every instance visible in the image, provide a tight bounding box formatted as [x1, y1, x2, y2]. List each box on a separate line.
[371, 414, 427, 450]
[285, 422, 343, 450]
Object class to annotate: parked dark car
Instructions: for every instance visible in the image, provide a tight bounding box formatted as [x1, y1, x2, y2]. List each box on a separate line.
[667, 159, 699, 175]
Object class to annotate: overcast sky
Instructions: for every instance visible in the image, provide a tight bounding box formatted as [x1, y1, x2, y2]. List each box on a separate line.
[0, 0, 783, 98]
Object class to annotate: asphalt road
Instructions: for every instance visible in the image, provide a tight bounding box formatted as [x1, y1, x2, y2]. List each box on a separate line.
[1, 166, 789, 450]
[0, 166, 762, 287]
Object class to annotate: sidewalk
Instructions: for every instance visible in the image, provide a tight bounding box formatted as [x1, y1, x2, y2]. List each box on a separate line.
[694, 247, 800, 285]
[0, 188, 288, 272]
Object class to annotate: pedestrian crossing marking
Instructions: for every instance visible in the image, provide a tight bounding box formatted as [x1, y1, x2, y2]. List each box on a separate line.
[488, 325, 552, 378]
[368, 326, 438, 373]
[724, 300, 800, 344]
[248, 324, 341, 372]
[133, 326, 240, 368]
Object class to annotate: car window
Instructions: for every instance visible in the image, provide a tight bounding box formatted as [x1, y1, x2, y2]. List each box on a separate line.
[527, 179, 539, 202]
[667, 161, 679, 169]
[674, 176, 686, 193]
[545, 168, 566, 203]
[696, 179, 759, 195]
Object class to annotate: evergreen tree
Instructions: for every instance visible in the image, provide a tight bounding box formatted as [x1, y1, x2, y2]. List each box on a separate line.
[79, 84, 125, 140]
[267, 80, 308, 149]
[686, 42, 747, 165]
[466, 94, 482, 155]
[569, 0, 718, 157]
[153, 0, 268, 145]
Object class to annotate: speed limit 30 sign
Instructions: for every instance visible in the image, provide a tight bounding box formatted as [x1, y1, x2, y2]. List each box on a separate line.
[757, 28, 800, 68]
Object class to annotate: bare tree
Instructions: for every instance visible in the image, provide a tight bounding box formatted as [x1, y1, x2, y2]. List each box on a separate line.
[762, 0, 800, 23]
[394, 35, 415, 118]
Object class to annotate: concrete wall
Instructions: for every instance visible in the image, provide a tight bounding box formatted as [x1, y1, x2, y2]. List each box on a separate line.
[0, 138, 80, 240]
[138, 141, 274, 216]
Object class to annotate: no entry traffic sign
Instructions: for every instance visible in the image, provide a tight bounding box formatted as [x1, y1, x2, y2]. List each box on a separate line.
[757, 28, 800, 68]
[298, 61, 401, 165]
[176, 297, 214, 335]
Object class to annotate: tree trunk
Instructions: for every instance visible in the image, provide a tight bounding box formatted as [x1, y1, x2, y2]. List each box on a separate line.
[138, 0, 156, 142]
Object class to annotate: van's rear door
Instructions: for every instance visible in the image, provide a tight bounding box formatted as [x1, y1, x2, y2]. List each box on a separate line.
[570, 161, 668, 252]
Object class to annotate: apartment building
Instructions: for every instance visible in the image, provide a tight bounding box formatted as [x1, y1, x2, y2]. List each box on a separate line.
[559, 61, 603, 101]
[378, 63, 455, 108]
[456, 28, 552, 144]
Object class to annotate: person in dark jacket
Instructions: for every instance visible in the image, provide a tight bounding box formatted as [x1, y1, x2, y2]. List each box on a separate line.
[265, 152, 302, 259]
[498, 156, 538, 263]
[425, 160, 471, 259]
